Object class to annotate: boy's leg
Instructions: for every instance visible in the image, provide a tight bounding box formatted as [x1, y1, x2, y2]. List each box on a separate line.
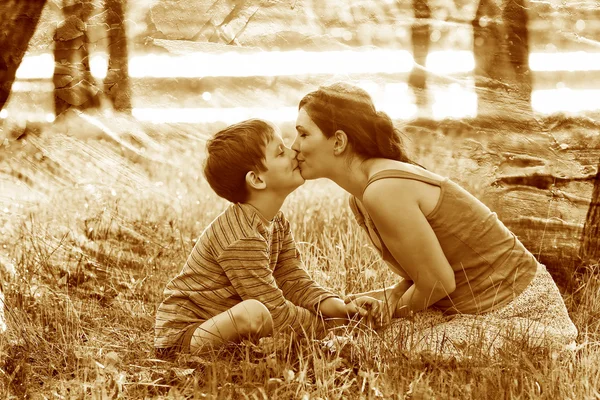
[189, 299, 273, 354]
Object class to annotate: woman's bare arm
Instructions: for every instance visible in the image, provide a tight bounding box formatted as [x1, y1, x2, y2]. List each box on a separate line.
[362, 178, 456, 318]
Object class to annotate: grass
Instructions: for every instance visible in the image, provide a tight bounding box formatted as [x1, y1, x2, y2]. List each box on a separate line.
[0, 112, 599, 398]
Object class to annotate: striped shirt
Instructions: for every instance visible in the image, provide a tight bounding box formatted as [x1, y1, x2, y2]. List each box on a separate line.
[154, 202, 338, 349]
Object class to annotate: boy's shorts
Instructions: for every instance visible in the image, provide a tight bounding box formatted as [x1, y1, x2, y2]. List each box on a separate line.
[155, 320, 204, 360]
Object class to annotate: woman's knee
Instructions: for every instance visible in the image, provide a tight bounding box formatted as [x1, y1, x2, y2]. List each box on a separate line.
[236, 299, 273, 337]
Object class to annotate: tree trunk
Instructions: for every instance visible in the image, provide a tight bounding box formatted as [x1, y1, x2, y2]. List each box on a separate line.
[104, 0, 131, 112]
[53, 0, 101, 116]
[579, 160, 600, 265]
[408, 0, 431, 111]
[472, 0, 532, 120]
[0, 0, 47, 112]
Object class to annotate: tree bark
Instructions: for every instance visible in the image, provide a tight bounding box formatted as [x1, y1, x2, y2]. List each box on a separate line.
[0, 0, 47, 112]
[472, 0, 532, 120]
[53, 0, 101, 116]
[104, 0, 131, 112]
[579, 160, 600, 265]
[408, 0, 431, 111]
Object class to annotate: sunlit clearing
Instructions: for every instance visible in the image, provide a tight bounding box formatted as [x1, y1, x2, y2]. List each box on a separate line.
[426, 51, 475, 74]
[128, 50, 415, 77]
[532, 88, 600, 114]
[431, 83, 477, 119]
[132, 102, 420, 124]
[134, 86, 600, 123]
[132, 81, 479, 123]
[15, 53, 53, 79]
[530, 51, 600, 71]
[90, 53, 108, 79]
[11, 81, 54, 92]
[1, 110, 55, 123]
[380, 82, 418, 119]
[132, 107, 298, 124]
[14, 51, 600, 80]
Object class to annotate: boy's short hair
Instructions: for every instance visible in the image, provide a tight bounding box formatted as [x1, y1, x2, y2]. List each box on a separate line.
[204, 119, 275, 203]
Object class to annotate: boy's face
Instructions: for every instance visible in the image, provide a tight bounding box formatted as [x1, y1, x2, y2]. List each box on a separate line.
[258, 131, 305, 195]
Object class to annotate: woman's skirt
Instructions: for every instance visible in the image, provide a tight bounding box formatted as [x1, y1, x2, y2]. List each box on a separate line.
[381, 263, 578, 359]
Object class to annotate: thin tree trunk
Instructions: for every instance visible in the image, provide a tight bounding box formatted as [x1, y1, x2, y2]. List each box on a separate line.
[0, 0, 47, 112]
[580, 160, 600, 265]
[408, 0, 431, 111]
[503, 0, 532, 109]
[472, 0, 532, 119]
[104, 0, 131, 112]
[53, 0, 101, 116]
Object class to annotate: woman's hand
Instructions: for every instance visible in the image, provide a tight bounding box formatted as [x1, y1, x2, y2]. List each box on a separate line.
[344, 289, 387, 303]
[344, 280, 412, 315]
[344, 280, 412, 303]
[345, 296, 387, 328]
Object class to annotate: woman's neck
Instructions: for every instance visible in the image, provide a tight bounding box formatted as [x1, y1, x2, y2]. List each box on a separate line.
[327, 157, 375, 201]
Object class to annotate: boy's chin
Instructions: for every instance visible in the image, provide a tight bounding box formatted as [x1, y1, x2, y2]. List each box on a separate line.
[298, 170, 311, 180]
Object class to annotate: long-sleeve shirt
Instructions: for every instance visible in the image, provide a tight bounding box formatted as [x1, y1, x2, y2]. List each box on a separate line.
[154, 202, 338, 349]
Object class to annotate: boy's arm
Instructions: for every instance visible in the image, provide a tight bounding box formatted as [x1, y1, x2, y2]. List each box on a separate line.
[273, 218, 340, 312]
[219, 237, 328, 336]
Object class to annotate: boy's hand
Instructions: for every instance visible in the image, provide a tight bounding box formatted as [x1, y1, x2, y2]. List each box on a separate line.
[345, 296, 385, 328]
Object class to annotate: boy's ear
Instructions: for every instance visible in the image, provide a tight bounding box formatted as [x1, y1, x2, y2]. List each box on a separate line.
[332, 130, 348, 156]
[246, 171, 266, 190]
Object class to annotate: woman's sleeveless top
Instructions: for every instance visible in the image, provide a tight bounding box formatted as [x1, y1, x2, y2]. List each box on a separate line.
[349, 169, 537, 315]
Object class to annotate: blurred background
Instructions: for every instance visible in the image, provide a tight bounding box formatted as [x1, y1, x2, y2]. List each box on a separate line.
[2, 0, 600, 131]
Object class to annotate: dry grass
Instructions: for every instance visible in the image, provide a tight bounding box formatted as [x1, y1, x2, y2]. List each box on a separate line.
[0, 113, 598, 398]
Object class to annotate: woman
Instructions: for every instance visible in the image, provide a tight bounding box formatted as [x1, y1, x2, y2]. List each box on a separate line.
[291, 82, 577, 357]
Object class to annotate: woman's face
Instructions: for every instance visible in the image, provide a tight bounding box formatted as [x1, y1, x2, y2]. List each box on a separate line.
[291, 108, 334, 180]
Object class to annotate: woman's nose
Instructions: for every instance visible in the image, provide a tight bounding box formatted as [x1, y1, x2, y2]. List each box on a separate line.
[291, 136, 299, 152]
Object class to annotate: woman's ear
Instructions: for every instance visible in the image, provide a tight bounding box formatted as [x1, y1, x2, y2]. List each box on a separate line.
[332, 130, 348, 156]
[246, 171, 266, 190]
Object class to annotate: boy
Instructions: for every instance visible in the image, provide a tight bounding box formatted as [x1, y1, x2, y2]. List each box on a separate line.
[154, 119, 377, 358]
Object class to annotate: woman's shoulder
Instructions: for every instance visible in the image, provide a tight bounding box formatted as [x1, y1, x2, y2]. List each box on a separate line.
[362, 160, 446, 216]
[366, 159, 446, 183]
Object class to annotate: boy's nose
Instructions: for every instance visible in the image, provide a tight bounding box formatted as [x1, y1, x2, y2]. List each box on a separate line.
[285, 146, 299, 158]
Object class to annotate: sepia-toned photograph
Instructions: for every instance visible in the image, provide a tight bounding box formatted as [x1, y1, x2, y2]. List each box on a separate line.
[0, 0, 599, 397]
